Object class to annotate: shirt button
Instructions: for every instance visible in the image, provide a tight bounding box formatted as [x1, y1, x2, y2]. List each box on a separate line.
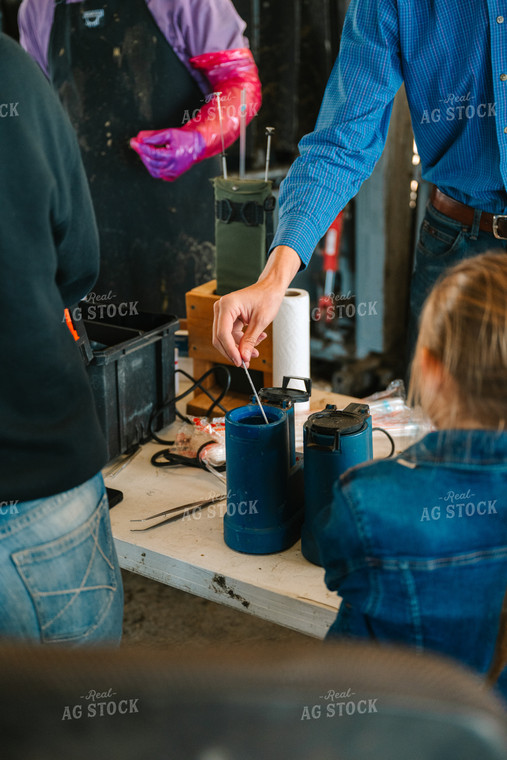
[498, 15, 504, 23]
[504, 126, 507, 133]
[501, 74, 507, 81]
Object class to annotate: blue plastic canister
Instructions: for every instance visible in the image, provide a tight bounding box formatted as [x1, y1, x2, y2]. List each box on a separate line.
[224, 404, 303, 554]
[257, 376, 312, 467]
[302, 403, 372, 566]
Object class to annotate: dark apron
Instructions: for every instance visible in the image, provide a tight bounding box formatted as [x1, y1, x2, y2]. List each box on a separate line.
[49, 0, 219, 316]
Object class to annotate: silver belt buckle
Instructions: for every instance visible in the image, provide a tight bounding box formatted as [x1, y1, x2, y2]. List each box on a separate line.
[492, 214, 507, 239]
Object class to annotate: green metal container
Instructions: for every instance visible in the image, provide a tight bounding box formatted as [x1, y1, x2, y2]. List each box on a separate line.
[213, 177, 275, 295]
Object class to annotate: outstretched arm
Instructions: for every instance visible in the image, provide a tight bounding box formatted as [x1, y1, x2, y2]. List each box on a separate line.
[212, 0, 402, 363]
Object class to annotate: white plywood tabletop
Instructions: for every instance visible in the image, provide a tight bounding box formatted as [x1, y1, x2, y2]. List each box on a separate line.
[105, 389, 366, 639]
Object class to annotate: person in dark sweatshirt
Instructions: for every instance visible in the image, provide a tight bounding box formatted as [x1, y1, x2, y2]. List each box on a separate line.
[0, 32, 123, 644]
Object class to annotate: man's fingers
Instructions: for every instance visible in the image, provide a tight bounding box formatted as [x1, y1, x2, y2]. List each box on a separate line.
[239, 319, 268, 363]
[213, 286, 274, 365]
[213, 299, 243, 367]
[238, 331, 267, 366]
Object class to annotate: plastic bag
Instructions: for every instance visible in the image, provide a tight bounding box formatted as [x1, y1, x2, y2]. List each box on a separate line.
[171, 418, 226, 469]
[362, 380, 433, 451]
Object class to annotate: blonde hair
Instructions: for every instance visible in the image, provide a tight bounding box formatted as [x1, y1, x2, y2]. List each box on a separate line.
[408, 251, 507, 429]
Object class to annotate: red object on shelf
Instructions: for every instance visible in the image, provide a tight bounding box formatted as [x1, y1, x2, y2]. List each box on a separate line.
[319, 211, 345, 322]
[323, 211, 344, 275]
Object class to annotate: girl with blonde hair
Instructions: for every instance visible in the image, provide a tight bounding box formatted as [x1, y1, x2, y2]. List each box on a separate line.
[315, 251, 507, 698]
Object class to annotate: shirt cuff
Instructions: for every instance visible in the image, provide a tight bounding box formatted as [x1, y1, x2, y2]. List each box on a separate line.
[270, 211, 323, 270]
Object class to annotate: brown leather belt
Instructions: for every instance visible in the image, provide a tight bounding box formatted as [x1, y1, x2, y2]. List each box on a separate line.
[430, 186, 507, 240]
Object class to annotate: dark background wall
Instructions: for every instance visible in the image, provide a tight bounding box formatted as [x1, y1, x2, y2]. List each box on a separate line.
[0, 0, 351, 167]
[0, 0, 20, 39]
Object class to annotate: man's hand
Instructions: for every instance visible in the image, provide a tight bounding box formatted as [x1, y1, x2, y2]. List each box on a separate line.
[212, 246, 302, 366]
[213, 281, 280, 367]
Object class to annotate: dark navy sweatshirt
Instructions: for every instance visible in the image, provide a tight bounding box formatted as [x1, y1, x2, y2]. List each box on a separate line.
[0, 33, 107, 501]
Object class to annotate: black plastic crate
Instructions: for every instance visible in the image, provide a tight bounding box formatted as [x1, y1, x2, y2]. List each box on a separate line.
[84, 312, 179, 462]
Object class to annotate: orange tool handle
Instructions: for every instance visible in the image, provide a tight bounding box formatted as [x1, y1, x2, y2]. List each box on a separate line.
[64, 308, 80, 341]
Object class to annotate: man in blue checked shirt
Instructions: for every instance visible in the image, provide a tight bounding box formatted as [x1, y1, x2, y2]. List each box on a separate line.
[213, 0, 507, 367]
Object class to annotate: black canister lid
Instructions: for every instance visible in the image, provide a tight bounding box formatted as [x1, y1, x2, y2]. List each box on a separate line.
[258, 376, 312, 407]
[305, 403, 370, 437]
[259, 387, 295, 407]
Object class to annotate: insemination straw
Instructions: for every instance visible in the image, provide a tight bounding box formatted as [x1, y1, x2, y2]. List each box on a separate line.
[215, 91, 228, 179]
[242, 360, 269, 424]
[239, 88, 246, 179]
[264, 126, 274, 182]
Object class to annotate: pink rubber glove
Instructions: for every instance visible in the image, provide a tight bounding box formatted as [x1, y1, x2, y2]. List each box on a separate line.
[130, 48, 262, 181]
[130, 128, 206, 181]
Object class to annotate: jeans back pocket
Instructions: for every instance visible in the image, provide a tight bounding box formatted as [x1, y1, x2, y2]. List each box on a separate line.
[11, 495, 119, 644]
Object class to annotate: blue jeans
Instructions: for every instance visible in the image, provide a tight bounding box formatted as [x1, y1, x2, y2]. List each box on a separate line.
[408, 200, 507, 361]
[0, 473, 123, 645]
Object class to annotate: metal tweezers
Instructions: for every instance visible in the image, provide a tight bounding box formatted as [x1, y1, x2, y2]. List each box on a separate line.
[129, 494, 226, 531]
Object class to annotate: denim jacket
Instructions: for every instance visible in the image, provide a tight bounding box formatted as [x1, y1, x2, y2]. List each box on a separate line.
[314, 429, 507, 699]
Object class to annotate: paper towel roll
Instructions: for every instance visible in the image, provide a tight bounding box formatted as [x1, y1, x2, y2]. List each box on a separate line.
[273, 288, 311, 411]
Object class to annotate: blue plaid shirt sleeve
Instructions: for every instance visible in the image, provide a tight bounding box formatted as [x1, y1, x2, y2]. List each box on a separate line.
[272, 0, 403, 267]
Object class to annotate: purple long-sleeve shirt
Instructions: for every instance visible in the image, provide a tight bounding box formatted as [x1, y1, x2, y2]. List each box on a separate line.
[18, 0, 248, 92]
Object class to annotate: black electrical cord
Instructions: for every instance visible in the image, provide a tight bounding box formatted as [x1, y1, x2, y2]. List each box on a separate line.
[150, 441, 225, 471]
[149, 365, 232, 445]
[372, 427, 396, 458]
